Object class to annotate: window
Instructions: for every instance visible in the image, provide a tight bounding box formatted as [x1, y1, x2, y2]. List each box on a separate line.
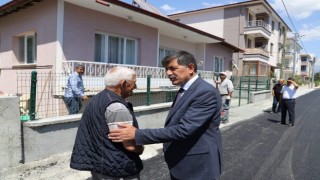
[301, 56, 307, 61]
[158, 47, 175, 67]
[284, 60, 290, 68]
[278, 22, 281, 34]
[94, 33, 137, 64]
[19, 33, 36, 64]
[213, 56, 224, 72]
[301, 65, 307, 71]
[250, 64, 257, 75]
[270, 43, 273, 56]
[272, 21, 275, 31]
[247, 39, 252, 48]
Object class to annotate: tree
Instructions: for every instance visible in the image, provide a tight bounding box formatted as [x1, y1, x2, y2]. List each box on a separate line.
[315, 72, 320, 81]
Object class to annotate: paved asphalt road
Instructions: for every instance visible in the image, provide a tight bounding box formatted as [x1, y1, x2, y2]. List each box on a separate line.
[141, 89, 320, 180]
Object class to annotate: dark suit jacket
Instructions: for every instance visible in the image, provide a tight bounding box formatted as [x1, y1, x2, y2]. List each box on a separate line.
[136, 77, 222, 179]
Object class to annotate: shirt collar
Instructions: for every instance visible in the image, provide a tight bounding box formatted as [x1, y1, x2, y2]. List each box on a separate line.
[181, 74, 199, 91]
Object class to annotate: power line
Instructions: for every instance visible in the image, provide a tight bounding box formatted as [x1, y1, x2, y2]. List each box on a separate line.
[280, 0, 298, 32]
[280, 0, 309, 54]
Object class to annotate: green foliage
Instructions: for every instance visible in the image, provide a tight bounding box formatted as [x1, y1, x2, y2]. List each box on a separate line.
[293, 75, 303, 86]
[315, 72, 320, 81]
[315, 80, 320, 87]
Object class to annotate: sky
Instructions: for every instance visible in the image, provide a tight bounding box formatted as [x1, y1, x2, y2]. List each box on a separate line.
[1, 0, 319, 72]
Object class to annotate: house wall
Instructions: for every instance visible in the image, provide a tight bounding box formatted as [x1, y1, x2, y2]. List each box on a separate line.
[224, 6, 245, 76]
[63, 2, 158, 67]
[0, 0, 58, 93]
[224, 6, 245, 49]
[205, 43, 233, 72]
[159, 34, 197, 54]
[267, 16, 281, 67]
[159, 34, 207, 68]
[171, 10, 224, 38]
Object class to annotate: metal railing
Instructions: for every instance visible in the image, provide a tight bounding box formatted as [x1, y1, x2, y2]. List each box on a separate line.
[18, 62, 216, 120]
[244, 48, 269, 57]
[245, 20, 271, 32]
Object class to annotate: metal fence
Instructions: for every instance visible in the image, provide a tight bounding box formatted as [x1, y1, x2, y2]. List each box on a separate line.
[232, 76, 271, 106]
[17, 64, 216, 120]
[17, 61, 271, 120]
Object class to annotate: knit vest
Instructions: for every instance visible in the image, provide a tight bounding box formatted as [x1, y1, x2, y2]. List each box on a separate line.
[70, 89, 143, 177]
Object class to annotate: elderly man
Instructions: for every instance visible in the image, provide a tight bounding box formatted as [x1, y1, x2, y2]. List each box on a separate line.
[109, 51, 222, 179]
[70, 67, 144, 179]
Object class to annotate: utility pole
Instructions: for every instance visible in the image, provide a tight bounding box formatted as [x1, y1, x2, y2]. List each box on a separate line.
[311, 57, 316, 88]
[292, 33, 299, 76]
[292, 33, 305, 77]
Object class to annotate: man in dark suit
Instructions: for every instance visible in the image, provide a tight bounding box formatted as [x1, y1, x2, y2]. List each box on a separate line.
[109, 51, 222, 179]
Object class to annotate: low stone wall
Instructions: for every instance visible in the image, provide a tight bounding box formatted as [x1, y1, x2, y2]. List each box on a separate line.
[0, 96, 21, 170]
[0, 98, 170, 169]
[250, 90, 271, 103]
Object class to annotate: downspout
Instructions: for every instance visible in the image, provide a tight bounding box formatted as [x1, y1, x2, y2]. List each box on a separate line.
[237, 6, 243, 76]
[157, 30, 160, 66]
[56, 0, 64, 74]
[203, 43, 206, 71]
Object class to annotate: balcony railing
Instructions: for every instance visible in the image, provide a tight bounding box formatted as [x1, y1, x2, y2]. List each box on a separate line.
[62, 60, 215, 77]
[245, 20, 271, 33]
[244, 48, 269, 57]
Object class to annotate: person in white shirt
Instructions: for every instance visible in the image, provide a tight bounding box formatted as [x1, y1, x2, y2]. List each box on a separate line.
[214, 72, 234, 106]
[280, 77, 299, 127]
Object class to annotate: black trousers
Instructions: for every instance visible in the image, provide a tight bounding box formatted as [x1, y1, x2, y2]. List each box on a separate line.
[281, 99, 295, 124]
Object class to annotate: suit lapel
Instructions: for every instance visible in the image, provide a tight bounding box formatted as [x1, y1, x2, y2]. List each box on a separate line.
[165, 77, 203, 125]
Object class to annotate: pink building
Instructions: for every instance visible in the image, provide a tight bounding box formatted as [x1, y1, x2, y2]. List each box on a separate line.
[0, 0, 242, 94]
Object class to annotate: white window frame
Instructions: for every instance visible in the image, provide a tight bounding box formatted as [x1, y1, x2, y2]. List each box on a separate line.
[213, 56, 224, 73]
[94, 32, 137, 65]
[19, 32, 36, 64]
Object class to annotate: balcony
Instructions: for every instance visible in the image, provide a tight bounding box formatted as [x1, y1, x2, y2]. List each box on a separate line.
[300, 71, 309, 76]
[285, 50, 294, 58]
[244, 20, 271, 38]
[243, 48, 269, 62]
[283, 66, 293, 71]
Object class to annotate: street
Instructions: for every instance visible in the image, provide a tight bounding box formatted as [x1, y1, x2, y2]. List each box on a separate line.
[142, 89, 320, 180]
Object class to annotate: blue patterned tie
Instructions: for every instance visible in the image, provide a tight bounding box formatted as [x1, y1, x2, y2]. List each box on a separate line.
[174, 88, 184, 106]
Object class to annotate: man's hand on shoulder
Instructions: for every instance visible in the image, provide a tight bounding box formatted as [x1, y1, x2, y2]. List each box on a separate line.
[109, 124, 137, 142]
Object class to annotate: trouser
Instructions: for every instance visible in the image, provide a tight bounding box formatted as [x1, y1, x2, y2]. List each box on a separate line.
[221, 96, 231, 106]
[63, 97, 82, 114]
[281, 99, 295, 124]
[272, 95, 281, 113]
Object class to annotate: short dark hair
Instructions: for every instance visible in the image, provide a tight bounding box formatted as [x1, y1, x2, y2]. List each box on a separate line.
[161, 51, 198, 72]
[287, 77, 294, 81]
[76, 65, 85, 69]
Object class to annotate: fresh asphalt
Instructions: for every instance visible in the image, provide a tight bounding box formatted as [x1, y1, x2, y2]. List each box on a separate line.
[140, 87, 320, 180]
